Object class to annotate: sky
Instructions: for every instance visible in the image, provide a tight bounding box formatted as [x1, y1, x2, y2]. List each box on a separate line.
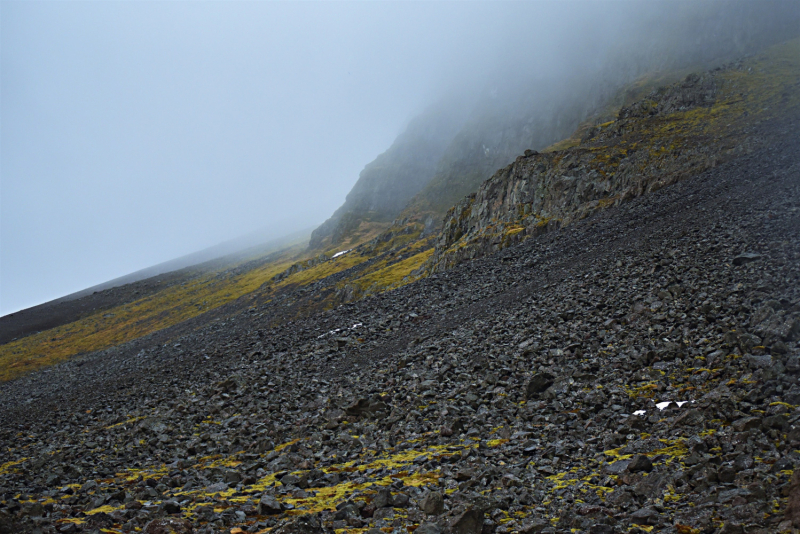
[2, 1, 798, 315]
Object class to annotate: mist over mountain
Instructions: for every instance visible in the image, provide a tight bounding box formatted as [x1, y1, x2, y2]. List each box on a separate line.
[313, 0, 800, 245]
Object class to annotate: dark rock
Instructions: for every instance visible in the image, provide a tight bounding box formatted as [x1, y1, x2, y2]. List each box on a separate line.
[450, 509, 484, 534]
[272, 513, 322, 534]
[372, 487, 392, 509]
[86, 512, 114, 528]
[415, 523, 442, 534]
[259, 494, 284, 515]
[420, 491, 444, 515]
[785, 470, 800, 527]
[525, 373, 555, 398]
[142, 517, 193, 534]
[160, 501, 181, 514]
[629, 507, 660, 526]
[732, 253, 762, 266]
[627, 455, 653, 473]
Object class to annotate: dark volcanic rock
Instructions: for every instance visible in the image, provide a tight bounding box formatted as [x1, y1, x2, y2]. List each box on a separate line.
[143, 517, 194, 534]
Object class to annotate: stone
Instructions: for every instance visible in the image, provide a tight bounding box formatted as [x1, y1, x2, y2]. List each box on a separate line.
[272, 513, 322, 534]
[415, 523, 442, 534]
[160, 501, 181, 514]
[629, 507, 660, 526]
[372, 487, 392, 509]
[785, 470, 800, 527]
[450, 509, 484, 534]
[732, 253, 762, 266]
[525, 373, 555, 398]
[259, 494, 284, 515]
[420, 491, 444, 515]
[142, 518, 194, 534]
[627, 455, 653, 473]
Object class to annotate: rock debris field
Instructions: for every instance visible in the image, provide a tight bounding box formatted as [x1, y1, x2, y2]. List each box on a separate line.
[2, 119, 800, 534]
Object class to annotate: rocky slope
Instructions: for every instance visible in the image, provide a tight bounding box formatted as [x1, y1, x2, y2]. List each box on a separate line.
[1, 111, 799, 534]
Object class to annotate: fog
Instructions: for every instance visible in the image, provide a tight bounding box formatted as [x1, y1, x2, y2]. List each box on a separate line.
[2, 1, 798, 315]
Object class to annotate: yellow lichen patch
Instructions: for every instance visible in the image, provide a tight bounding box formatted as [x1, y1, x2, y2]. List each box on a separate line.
[396, 471, 441, 487]
[604, 447, 633, 461]
[486, 439, 509, 448]
[770, 402, 797, 409]
[274, 438, 304, 452]
[85, 504, 125, 515]
[625, 383, 658, 398]
[118, 464, 169, 483]
[58, 518, 87, 525]
[647, 439, 688, 463]
[0, 458, 28, 476]
[546, 472, 580, 491]
[343, 247, 434, 298]
[104, 416, 146, 430]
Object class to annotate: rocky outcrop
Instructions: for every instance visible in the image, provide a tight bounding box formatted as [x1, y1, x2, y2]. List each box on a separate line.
[427, 60, 780, 273]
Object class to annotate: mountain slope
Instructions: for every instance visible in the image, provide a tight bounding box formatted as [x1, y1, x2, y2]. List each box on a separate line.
[2, 39, 799, 383]
[1, 117, 798, 534]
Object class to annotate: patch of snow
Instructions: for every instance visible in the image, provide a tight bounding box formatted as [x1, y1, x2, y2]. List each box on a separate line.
[332, 249, 351, 259]
[655, 401, 672, 411]
[633, 410, 647, 416]
[350, 323, 362, 329]
[676, 401, 688, 407]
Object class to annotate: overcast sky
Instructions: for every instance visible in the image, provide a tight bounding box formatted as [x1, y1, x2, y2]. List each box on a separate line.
[2, 1, 797, 315]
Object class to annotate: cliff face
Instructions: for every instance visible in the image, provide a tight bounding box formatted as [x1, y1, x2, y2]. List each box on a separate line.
[308, 102, 468, 249]
[311, 80, 611, 250]
[402, 82, 605, 221]
[428, 39, 800, 272]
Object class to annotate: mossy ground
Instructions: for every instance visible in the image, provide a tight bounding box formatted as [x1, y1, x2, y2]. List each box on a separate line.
[0, 222, 435, 381]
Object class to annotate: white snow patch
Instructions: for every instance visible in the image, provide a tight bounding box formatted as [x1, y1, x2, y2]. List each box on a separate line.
[317, 324, 361, 338]
[655, 401, 672, 411]
[676, 401, 689, 407]
[633, 410, 647, 416]
[332, 249, 351, 259]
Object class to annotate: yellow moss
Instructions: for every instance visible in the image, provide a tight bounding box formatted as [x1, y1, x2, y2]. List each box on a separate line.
[85, 504, 125, 515]
[0, 458, 28, 476]
[345, 248, 434, 295]
[104, 416, 146, 430]
[0, 244, 304, 381]
[625, 383, 658, 398]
